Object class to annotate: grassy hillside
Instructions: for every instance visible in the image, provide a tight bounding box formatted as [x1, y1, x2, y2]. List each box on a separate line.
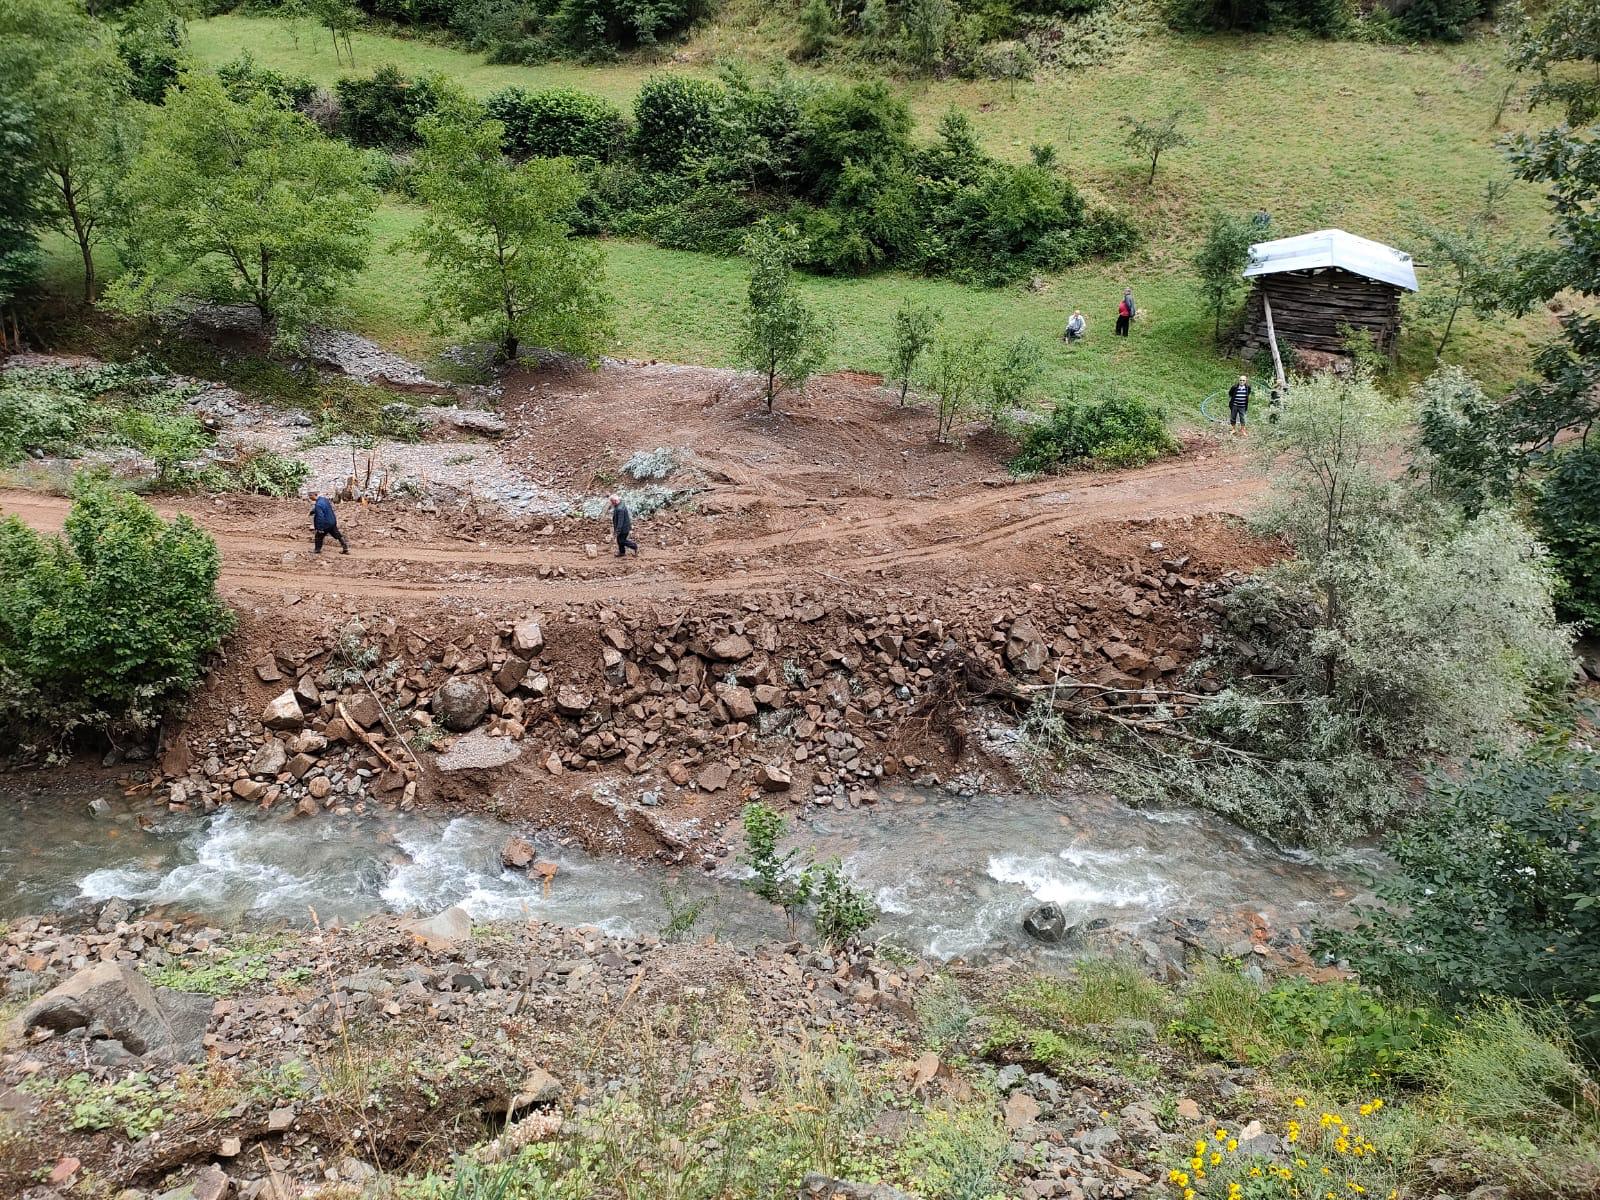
[48, 14, 1555, 413]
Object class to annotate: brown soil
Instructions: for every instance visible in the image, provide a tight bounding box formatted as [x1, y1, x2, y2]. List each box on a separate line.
[0, 361, 1275, 859]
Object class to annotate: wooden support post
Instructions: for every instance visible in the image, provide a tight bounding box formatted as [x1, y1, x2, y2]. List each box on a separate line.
[1262, 292, 1287, 391]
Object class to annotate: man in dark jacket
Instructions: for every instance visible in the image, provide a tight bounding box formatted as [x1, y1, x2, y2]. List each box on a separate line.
[608, 494, 638, 558]
[309, 491, 349, 554]
[1228, 375, 1252, 434]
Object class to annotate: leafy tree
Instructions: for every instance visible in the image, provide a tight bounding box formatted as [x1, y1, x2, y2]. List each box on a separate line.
[1411, 366, 1520, 517]
[486, 86, 627, 161]
[409, 98, 613, 364]
[924, 328, 992, 444]
[1505, 0, 1600, 126]
[1395, 0, 1484, 42]
[0, 103, 43, 338]
[1319, 744, 1600, 1051]
[1120, 107, 1189, 187]
[309, 0, 360, 65]
[1534, 442, 1600, 631]
[1409, 219, 1496, 360]
[736, 223, 832, 413]
[0, 477, 235, 746]
[116, 0, 190, 105]
[796, 0, 839, 59]
[1496, 1, 1600, 450]
[1191, 210, 1260, 340]
[0, 0, 137, 303]
[109, 75, 377, 336]
[887, 298, 939, 406]
[901, 0, 953, 74]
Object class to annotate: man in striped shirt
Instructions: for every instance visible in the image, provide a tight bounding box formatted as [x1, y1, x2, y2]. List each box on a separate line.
[1228, 375, 1252, 434]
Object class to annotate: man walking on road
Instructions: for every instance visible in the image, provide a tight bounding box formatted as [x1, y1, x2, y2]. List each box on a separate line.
[1228, 375, 1252, 435]
[1115, 289, 1135, 337]
[309, 491, 349, 554]
[608, 494, 638, 558]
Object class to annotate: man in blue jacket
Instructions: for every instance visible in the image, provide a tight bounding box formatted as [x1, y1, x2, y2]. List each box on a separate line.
[309, 491, 349, 554]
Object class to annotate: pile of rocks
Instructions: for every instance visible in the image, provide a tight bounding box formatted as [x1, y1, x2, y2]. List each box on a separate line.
[168, 562, 1224, 840]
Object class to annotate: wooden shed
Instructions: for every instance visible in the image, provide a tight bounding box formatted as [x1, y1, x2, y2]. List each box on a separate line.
[1237, 229, 1418, 360]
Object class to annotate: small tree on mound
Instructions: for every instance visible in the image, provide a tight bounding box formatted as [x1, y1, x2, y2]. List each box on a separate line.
[0, 478, 235, 748]
[1120, 107, 1189, 187]
[737, 223, 833, 413]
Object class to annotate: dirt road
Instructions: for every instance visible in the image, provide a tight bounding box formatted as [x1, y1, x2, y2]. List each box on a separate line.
[0, 445, 1264, 606]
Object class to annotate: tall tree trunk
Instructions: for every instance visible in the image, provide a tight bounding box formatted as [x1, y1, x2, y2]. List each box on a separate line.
[1435, 291, 1462, 360]
[766, 362, 777, 413]
[1147, 152, 1159, 186]
[57, 166, 95, 303]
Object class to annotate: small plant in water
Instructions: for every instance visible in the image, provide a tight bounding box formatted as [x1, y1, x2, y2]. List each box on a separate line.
[740, 801, 814, 908]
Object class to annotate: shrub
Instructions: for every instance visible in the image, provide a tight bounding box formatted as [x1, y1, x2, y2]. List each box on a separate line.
[335, 64, 446, 148]
[739, 800, 813, 907]
[1534, 441, 1600, 632]
[812, 858, 879, 947]
[486, 86, 628, 161]
[1431, 1003, 1600, 1134]
[1319, 745, 1600, 1054]
[0, 478, 235, 745]
[631, 74, 726, 173]
[1010, 393, 1176, 473]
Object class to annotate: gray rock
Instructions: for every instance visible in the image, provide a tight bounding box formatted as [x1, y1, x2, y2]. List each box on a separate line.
[437, 731, 521, 772]
[10, 962, 209, 1063]
[250, 739, 288, 778]
[433, 676, 491, 732]
[1005, 618, 1048, 673]
[1071, 1125, 1121, 1155]
[511, 618, 544, 655]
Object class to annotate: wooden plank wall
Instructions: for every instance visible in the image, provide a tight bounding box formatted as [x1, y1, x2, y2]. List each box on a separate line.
[1238, 267, 1403, 358]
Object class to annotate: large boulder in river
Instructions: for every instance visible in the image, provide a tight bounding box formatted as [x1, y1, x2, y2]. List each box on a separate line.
[433, 676, 490, 732]
[9, 963, 209, 1063]
[1021, 902, 1071, 944]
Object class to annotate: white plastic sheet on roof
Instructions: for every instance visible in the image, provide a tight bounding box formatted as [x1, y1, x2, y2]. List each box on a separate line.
[1243, 228, 1419, 292]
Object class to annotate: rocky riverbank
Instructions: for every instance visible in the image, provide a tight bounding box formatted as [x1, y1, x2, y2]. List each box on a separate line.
[2, 906, 1304, 1200]
[159, 557, 1239, 866]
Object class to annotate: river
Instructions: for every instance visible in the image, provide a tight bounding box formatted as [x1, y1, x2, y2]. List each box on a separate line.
[0, 779, 1380, 961]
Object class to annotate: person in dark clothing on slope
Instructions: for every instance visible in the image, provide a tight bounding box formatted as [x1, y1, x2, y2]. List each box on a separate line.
[1115, 289, 1135, 337]
[309, 491, 349, 554]
[608, 494, 639, 558]
[1228, 375, 1252, 434]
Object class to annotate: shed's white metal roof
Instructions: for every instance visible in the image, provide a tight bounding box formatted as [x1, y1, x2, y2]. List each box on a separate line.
[1243, 228, 1418, 292]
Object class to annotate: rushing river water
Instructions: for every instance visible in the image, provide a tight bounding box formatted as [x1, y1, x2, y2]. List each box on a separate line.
[0, 779, 1381, 960]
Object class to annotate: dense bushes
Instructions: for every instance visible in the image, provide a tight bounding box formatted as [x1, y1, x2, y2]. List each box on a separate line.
[1010, 393, 1176, 472]
[616, 74, 1133, 284]
[0, 478, 235, 745]
[357, 0, 710, 60]
[334, 63, 446, 147]
[1321, 744, 1600, 1054]
[215, 59, 1137, 283]
[1090, 374, 1571, 847]
[631, 74, 727, 172]
[486, 86, 626, 160]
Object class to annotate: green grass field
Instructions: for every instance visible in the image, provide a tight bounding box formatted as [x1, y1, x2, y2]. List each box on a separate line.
[44, 15, 1558, 417]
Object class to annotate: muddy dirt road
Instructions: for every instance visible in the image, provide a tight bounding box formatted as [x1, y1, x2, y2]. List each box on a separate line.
[0, 445, 1263, 606]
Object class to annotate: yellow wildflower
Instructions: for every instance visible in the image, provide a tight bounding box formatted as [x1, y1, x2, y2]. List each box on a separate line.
[1211, 1152, 1223, 1166]
[1227, 1139, 1238, 1152]
[1294, 1096, 1308, 1108]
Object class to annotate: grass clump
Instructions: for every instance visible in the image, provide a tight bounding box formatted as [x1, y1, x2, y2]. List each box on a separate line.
[39, 1071, 177, 1140]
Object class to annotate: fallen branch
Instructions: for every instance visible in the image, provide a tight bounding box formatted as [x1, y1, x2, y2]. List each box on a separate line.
[336, 700, 405, 778]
